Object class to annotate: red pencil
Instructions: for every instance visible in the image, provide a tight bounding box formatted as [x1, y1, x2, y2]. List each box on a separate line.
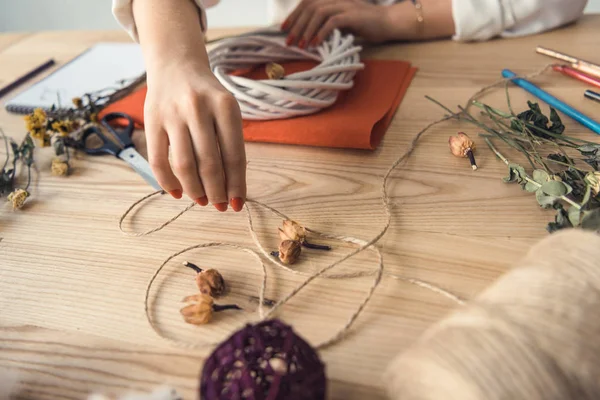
[553, 64, 600, 89]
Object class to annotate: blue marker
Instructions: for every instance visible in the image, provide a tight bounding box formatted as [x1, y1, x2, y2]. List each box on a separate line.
[502, 68, 600, 135]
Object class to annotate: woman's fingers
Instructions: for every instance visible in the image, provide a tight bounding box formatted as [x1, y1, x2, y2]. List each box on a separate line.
[145, 119, 183, 199]
[284, 0, 339, 47]
[301, 4, 348, 46]
[166, 123, 208, 206]
[187, 99, 229, 212]
[212, 93, 247, 212]
[315, 11, 360, 43]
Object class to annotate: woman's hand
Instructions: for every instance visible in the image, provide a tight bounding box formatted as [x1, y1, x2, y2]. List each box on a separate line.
[281, 0, 394, 47]
[144, 59, 246, 212]
[133, 0, 246, 212]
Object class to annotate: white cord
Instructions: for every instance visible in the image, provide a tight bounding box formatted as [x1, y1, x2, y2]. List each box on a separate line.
[208, 29, 364, 120]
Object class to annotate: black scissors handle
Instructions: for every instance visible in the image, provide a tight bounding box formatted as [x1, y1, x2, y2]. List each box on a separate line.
[82, 112, 135, 157]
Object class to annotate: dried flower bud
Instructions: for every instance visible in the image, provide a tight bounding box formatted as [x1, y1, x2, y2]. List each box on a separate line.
[51, 157, 69, 177]
[279, 220, 306, 242]
[449, 132, 477, 170]
[196, 269, 226, 297]
[72, 97, 83, 108]
[585, 171, 600, 196]
[278, 240, 302, 264]
[7, 189, 29, 210]
[51, 120, 74, 137]
[180, 293, 214, 325]
[266, 62, 285, 80]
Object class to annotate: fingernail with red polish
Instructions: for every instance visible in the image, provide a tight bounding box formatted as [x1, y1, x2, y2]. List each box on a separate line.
[195, 196, 208, 206]
[214, 202, 228, 212]
[281, 19, 289, 30]
[298, 39, 306, 49]
[230, 197, 244, 212]
[309, 37, 319, 47]
[169, 189, 183, 199]
[286, 34, 295, 46]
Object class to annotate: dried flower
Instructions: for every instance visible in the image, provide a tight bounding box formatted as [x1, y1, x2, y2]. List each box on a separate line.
[278, 220, 331, 251]
[24, 108, 50, 147]
[180, 293, 214, 325]
[183, 261, 226, 297]
[266, 62, 285, 80]
[279, 220, 306, 242]
[7, 189, 29, 210]
[449, 132, 477, 170]
[278, 240, 302, 264]
[72, 97, 83, 108]
[585, 171, 600, 196]
[51, 120, 74, 137]
[180, 293, 242, 325]
[196, 269, 226, 297]
[51, 157, 69, 176]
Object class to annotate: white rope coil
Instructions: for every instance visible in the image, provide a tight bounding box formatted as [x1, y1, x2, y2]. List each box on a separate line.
[208, 29, 364, 120]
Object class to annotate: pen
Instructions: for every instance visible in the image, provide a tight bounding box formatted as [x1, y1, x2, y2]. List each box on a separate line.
[584, 90, 600, 104]
[536, 46, 600, 80]
[553, 65, 600, 90]
[0, 59, 56, 99]
[502, 69, 600, 135]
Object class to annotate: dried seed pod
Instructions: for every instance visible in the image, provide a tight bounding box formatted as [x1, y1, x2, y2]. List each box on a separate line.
[278, 240, 302, 265]
[585, 172, 600, 196]
[449, 132, 477, 170]
[280, 220, 306, 242]
[180, 293, 214, 325]
[266, 62, 285, 80]
[196, 269, 226, 297]
[51, 157, 69, 177]
[7, 189, 29, 210]
[180, 293, 242, 325]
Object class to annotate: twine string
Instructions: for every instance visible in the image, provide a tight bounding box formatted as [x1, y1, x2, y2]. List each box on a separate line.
[120, 65, 551, 351]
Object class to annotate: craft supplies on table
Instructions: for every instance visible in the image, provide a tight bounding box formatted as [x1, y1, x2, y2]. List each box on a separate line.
[4, 43, 145, 114]
[100, 59, 416, 150]
[82, 112, 161, 191]
[502, 68, 600, 135]
[536, 46, 600, 79]
[584, 89, 600, 104]
[553, 65, 600, 89]
[0, 59, 55, 99]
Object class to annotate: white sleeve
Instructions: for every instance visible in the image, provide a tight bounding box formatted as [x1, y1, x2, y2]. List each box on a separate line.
[452, 0, 588, 42]
[111, 0, 220, 42]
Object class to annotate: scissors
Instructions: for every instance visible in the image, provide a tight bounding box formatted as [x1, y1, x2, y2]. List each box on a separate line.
[82, 112, 162, 191]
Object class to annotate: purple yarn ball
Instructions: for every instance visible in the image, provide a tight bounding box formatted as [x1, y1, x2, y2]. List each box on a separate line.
[200, 319, 326, 400]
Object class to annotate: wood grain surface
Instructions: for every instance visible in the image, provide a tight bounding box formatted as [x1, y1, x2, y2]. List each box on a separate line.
[1, 16, 600, 399]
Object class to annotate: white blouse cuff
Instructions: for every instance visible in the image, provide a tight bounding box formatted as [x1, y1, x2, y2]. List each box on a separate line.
[451, 0, 516, 41]
[112, 0, 219, 42]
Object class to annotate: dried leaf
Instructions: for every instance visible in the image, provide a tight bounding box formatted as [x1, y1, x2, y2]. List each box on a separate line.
[536, 190, 557, 209]
[524, 181, 540, 193]
[567, 206, 583, 227]
[581, 209, 600, 231]
[532, 169, 550, 184]
[547, 204, 573, 233]
[504, 164, 527, 184]
[540, 180, 569, 197]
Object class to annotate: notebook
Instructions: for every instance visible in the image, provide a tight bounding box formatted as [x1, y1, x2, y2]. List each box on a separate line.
[4, 42, 146, 114]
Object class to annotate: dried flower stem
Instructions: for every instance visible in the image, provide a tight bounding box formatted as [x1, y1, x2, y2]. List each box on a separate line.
[484, 137, 581, 210]
[183, 261, 203, 273]
[302, 242, 332, 250]
[1, 128, 9, 173]
[213, 304, 242, 312]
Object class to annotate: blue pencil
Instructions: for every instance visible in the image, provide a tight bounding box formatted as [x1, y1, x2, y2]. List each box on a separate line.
[502, 68, 600, 135]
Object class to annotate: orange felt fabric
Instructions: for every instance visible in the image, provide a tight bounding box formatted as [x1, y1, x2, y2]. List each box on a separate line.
[99, 59, 416, 150]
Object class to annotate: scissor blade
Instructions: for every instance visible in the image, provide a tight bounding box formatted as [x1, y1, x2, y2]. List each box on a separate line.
[118, 147, 162, 191]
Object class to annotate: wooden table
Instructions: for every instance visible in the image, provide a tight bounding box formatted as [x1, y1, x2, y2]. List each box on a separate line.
[1, 16, 599, 399]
